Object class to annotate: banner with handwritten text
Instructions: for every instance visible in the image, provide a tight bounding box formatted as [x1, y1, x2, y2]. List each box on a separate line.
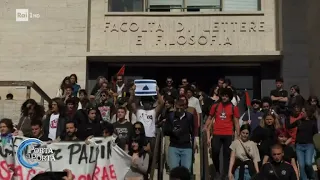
[0, 136, 131, 180]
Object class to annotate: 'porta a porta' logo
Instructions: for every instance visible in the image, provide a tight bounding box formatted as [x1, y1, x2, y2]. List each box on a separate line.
[16, 9, 40, 22]
[17, 138, 55, 168]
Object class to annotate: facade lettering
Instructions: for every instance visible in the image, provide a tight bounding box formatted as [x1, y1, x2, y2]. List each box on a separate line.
[104, 20, 266, 47]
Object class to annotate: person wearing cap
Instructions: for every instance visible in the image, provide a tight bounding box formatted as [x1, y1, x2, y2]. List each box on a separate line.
[204, 88, 240, 179]
[242, 99, 264, 132]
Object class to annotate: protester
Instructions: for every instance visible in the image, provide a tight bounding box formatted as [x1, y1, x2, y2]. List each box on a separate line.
[43, 98, 67, 141]
[286, 106, 318, 180]
[113, 107, 134, 151]
[69, 74, 81, 97]
[270, 77, 288, 114]
[161, 77, 178, 99]
[126, 137, 150, 179]
[56, 76, 70, 98]
[262, 128, 299, 178]
[97, 90, 116, 123]
[284, 103, 304, 147]
[250, 111, 281, 164]
[77, 106, 102, 140]
[204, 87, 240, 180]
[259, 144, 297, 180]
[65, 98, 77, 120]
[31, 120, 51, 141]
[228, 124, 260, 180]
[17, 99, 45, 137]
[78, 89, 88, 110]
[132, 121, 150, 152]
[0, 118, 14, 145]
[242, 99, 263, 132]
[164, 99, 195, 171]
[61, 121, 79, 141]
[288, 85, 305, 109]
[129, 84, 164, 152]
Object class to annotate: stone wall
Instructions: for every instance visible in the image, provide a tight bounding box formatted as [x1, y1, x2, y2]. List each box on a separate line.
[281, 0, 309, 97]
[0, 0, 88, 98]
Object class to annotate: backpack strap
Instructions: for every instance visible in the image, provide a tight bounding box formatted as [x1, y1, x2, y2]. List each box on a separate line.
[212, 102, 220, 118]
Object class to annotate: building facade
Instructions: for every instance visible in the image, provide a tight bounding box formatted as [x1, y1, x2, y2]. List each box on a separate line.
[0, 0, 319, 99]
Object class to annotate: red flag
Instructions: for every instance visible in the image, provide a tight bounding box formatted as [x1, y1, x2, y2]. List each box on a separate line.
[117, 65, 125, 76]
[245, 90, 251, 108]
[112, 65, 125, 85]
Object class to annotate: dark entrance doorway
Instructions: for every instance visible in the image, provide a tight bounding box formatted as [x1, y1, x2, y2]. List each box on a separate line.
[87, 62, 262, 97]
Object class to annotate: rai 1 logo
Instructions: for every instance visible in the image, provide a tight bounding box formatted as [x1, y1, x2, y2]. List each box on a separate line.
[16, 9, 40, 22]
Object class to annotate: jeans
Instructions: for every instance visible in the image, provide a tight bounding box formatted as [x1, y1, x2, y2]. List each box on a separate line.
[234, 168, 251, 180]
[296, 143, 315, 180]
[168, 146, 193, 171]
[211, 135, 233, 177]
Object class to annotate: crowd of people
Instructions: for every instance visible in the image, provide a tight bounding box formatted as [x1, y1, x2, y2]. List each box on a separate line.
[0, 74, 320, 180]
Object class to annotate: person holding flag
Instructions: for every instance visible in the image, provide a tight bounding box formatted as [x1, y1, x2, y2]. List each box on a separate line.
[241, 90, 264, 132]
[111, 65, 127, 103]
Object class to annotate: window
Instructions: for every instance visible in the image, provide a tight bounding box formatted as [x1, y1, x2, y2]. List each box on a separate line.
[149, 5, 171, 12]
[108, 0, 144, 12]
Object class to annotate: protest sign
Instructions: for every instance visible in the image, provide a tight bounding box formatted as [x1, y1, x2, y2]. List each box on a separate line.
[134, 79, 157, 96]
[0, 136, 131, 180]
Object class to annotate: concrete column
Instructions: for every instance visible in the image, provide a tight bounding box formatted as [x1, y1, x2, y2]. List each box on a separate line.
[281, 0, 309, 97]
[307, 0, 320, 96]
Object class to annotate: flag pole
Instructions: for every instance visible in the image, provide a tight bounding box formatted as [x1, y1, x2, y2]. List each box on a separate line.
[245, 89, 251, 122]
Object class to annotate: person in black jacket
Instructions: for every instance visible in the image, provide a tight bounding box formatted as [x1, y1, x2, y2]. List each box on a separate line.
[163, 99, 194, 172]
[259, 144, 297, 180]
[77, 106, 102, 140]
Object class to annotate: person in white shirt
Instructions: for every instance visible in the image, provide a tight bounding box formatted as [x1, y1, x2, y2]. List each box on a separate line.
[186, 87, 202, 127]
[43, 98, 67, 141]
[128, 85, 164, 153]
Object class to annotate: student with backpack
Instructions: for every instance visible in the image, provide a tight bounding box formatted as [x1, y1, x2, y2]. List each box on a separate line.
[204, 88, 241, 180]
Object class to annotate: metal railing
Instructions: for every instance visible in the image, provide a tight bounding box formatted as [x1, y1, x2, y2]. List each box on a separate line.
[0, 81, 51, 106]
[108, 0, 222, 12]
[201, 130, 210, 180]
[149, 128, 164, 180]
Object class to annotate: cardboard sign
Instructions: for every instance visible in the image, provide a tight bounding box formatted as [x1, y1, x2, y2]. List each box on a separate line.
[134, 79, 157, 96]
[0, 136, 131, 180]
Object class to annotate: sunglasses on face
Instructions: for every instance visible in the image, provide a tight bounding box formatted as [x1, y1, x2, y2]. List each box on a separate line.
[135, 127, 141, 130]
[101, 94, 106, 97]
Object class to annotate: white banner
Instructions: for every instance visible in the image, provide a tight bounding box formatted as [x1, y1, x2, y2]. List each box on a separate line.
[0, 136, 131, 180]
[134, 79, 157, 96]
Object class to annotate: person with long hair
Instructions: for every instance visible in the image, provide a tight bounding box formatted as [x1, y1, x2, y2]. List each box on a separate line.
[262, 128, 299, 178]
[43, 98, 67, 141]
[56, 76, 70, 98]
[17, 99, 45, 137]
[307, 95, 320, 133]
[133, 122, 150, 152]
[69, 74, 81, 97]
[126, 137, 149, 180]
[201, 85, 220, 118]
[250, 111, 281, 165]
[228, 124, 260, 180]
[286, 107, 318, 180]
